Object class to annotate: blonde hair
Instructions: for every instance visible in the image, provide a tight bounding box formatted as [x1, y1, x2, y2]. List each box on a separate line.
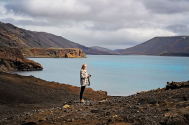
[81, 64, 87, 69]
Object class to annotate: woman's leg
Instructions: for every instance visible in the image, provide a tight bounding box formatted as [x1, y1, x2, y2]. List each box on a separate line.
[80, 86, 86, 101]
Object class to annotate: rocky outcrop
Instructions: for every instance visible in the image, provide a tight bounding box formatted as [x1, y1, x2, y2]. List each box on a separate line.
[166, 81, 189, 90]
[21, 48, 86, 58]
[97, 90, 108, 96]
[0, 46, 43, 72]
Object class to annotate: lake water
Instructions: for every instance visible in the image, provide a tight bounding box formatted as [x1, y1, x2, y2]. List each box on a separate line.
[14, 55, 189, 96]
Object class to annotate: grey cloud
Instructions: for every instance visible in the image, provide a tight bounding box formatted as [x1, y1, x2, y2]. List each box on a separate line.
[142, 0, 189, 14]
[165, 23, 189, 35]
[5, 0, 90, 19]
[87, 21, 159, 32]
[5, 1, 28, 15]
[0, 17, 79, 29]
[63, 29, 142, 48]
[3, 0, 189, 28]
[1, 18, 52, 26]
[5, 0, 182, 32]
[1, 0, 189, 49]
[4, 0, 151, 31]
[4, 0, 147, 22]
[87, 22, 125, 31]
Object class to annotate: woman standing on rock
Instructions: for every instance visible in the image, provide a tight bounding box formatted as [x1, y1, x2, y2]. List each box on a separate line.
[80, 64, 91, 103]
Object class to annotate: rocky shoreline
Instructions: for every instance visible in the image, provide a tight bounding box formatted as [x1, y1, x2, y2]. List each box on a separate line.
[0, 45, 87, 72]
[0, 71, 189, 125]
[0, 46, 43, 72]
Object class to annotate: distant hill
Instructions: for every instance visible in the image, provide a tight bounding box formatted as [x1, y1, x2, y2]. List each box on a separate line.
[1, 22, 188, 56]
[89, 46, 119, 55]
[90, 46, 113, 52]
[116, 36, 189, 55]
[0, 22, 114, 55]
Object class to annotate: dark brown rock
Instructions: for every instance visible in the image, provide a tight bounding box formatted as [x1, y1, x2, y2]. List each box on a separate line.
[97, 90, 107, 96]
[0, 46, 43, 72]
[166, 81, 189, 90]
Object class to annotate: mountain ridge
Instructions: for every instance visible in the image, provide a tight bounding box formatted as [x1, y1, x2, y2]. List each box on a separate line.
[89, 46, 119, 55]
[116, 36, 189, 55]
[0, 22, 113, 55]
[1, 22, 189, 56]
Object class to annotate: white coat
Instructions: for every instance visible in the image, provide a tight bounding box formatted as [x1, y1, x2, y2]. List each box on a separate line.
[80, 69, 90, 86]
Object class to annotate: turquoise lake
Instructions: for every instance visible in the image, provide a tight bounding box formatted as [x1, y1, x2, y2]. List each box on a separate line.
[14, 55, 189, 96]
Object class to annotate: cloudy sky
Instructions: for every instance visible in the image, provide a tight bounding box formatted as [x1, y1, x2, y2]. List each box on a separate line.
[0, 0, 189, 49]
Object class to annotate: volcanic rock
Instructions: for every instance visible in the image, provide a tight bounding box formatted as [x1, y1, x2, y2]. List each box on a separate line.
[0, 46, 43, 72]
[166, 81, 189, 90]
[21, 48, 86, 58]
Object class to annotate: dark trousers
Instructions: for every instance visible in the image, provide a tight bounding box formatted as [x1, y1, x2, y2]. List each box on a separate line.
[80, 86, 86, 100]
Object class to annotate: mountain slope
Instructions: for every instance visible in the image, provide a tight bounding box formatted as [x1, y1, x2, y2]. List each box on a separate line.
[89, 46, 119, 54]
[0, 22, 77, 48]
[116, 36, 189, 55]
[90, 46, 113, 52]
[0, 22, 114, 55]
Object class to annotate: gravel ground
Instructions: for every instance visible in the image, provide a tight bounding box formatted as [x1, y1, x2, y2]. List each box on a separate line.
[0, 72, 108, 125]
[1, 72, 189, 125]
